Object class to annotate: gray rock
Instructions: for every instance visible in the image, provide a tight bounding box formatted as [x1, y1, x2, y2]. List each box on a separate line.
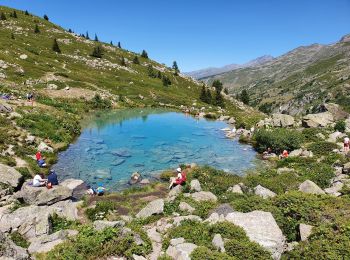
[167, 185, 183, 201]
[147, 227, 162, 243]
[298, 180, 325, 195]
[191, 191, 217, 202]
[302, 112, 334, 128]
[172, 215, 202, 226]
[19, 182, 72, 206]
[299, 223, 313, 241]
[271, 113, 295, 127]
[179, 202, 195, 213]
[343, 162, 350, 174]
[93, 220, 125, 231]
[0, 104, 13, 113]
[277, 168, 295, 175]
[190, 179, 201, 192]
[140, 178, 150, 185]
[323, 103, 349, 121]
[228, 117, 236, 124]
[324, 182, 343, 197]
[226, 210, 286, 259]
[212, 233, 225, 252]
[0, 231, 29, 259]
[166, 242, 198, 260]
[132, 255, 147, 260]
[327, 131, 345, 143]
[37, 142, 54, 153]
[0, 163, 23, 188]
[210, 203, 234, 217]
[254, 185, 276, 199]
[25, 135, 36, 144]
[60, 178, 86, 200]
[227, 184, 243, 194]
[136, 199, 164, 218]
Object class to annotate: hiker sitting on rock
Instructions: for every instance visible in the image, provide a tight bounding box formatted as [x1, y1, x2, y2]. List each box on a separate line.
[169, 167, 187, 189]
[32, 173, 47, 187]
[96, 184, 105, 196]
[37, 158, 47, 167]
[279, 150, 289, 159]
[47, 170, 59, 186]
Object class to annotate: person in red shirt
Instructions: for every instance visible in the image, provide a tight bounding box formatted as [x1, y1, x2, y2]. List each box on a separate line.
[169, 167, 187, 189]
[36, 151, 42, 161]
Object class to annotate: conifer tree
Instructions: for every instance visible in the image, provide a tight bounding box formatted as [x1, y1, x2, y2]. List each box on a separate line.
[206, 89, 212, 103]
[0, 12, 7, 21]
[214, 90, 225, 108]
[120, 57, 126, 66]
[141, 50, 148, 59]
[34, 24, 40, 33]
[110, 41, 113, 46]
[133, 56, 140, 64]
[224, 88, 229, 95]
[212, 80, 223, 93]
[148, 65, 157, 78]
[43, 14, 49, 21]
[200, 85, 207, 103]
[118, 42, 121, 48]
[157, 71, 162, 79]
[11, 33, 15, 39]
[68, 28, 72, 33]
[25, 10, 29, 16]
[172, 61, 180, 75]
[86, 31, 90, 39]
[240, 89, 250, 105]
[13, 11, 17, 18]
[94, 34, 99, 42]
[91, 45, 103, 58]
[52, 38, 61, 53]
[162, 75, 171, 86]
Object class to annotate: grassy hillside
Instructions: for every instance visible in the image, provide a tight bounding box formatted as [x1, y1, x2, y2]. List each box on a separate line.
[205, 36, 350, 115]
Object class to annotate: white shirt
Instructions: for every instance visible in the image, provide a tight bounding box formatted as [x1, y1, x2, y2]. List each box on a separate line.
[33, 174, 44, 186]
[345, 137, 349, 144]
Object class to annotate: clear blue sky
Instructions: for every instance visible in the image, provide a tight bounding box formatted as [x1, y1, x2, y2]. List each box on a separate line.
[1, 0, 350, 71]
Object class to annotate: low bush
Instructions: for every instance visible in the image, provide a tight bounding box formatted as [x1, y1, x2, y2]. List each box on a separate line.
[225, 239, 272, 259]
[334, 120, 346, 133]
[301, 128, 328, 142]
[85, 200, 117, 221]
[191, 246, 235, 260]
[253, 128, 304, 154]
[50, 213, 79, 233]
[9, 231, 29, 248]
[307, 141, 339, 156]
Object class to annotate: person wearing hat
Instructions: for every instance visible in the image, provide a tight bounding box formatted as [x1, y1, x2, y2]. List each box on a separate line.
[169, 167, 187, 189]
[47, 170, 59, 186]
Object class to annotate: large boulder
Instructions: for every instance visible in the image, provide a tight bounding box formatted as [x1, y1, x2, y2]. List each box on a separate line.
[212, 233, 225, 252]
[167, 185, 183, 201]
[254, 185, 276, 199]
[0, 231, 29, 259]
[179, 202, 195, 213]
[271, 114, 295, 127]
[136, 199, 164, 218]
[322, 103, 349, 121]
[226, 211, 286, 259]
[0, 163, 23, 188]
[60, 178, 86, 200]
[298, 180, 325, 195]
[302, 112, 334, 128]
[166, 242, 198, 260]
[93, 220, 125, 231]
[190, 179, 202, 192]
[191, 191, 217, 202]
[327, 131, 346, 143]
[19, 182, 72, 206]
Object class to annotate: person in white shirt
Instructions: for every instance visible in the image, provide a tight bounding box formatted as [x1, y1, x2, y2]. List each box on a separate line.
[344, 136, 350, 153]
[33, 174, 47, 187]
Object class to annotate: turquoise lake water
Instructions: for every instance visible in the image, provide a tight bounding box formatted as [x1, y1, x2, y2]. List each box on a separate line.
[53, 109, 257, 191]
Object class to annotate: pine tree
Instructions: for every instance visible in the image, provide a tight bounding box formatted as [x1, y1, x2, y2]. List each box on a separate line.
[212, 80, 223, 93]
[240, 89, 250, 105]
[224, 88, 229, 95]
[91, 45, 103, 58]
[13, 11, 17, 18]
[86, 31, 90, 39]
[34, 24, 40, 33]
[25, 10, 29, 16]
[157, 71, 162, 79]
[133, 56, 140, 64]
[43, 14, 49, 21]
[68, 28, 72, 33]
[52, 38, 61, 53]
[118, 42, 121, 48]
[120, 57, 126, 66]
[200, 85, 207, 103]
[162, 75, 171, 86]
[148, 65, 157, 78]
[206, 89, 212, 103]
[141, 50, 148, 59]
[11, 33, 15, 39]
[0, 12, 7, 21]
[214, 90, 225, 108]
[172, 61, 180, 75]
[110, 41, 113, 46]
[94, 34, 99, 42]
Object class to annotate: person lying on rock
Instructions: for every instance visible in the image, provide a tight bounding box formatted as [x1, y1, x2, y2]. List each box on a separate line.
[37, 158, 47, 167]
[169, 167, 187, 189]
[32, 173, 47, 187]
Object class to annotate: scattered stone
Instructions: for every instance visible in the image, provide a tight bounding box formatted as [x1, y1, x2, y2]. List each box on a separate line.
[25, 135, 36, 144]
[47, 83, 58, 90]
[227, 184, 243, 194]
[343, 162, 350, 174]
[285, 241, 299, 252]
[271, 113, 295, 127]
[190, 179, 201, 192]
[170, 237, 185, 246]
[179, 202, 195, 213]
[19, 54, 28, 60]
[299, 180, 325, 195]
[166, 242, 197, 260]
[167, 185, 183, 201]
[60, 178, 86, 200]
[324, 182, 343, 197]
[0, 163, 23, 188]
[316, 133, 326, 140]
[277, 167, 295, 175]
[0, 104, 13, 113]
[136, 199, 164, 218]
[228, 117, 236, 124]
[327, 131, 346, 143]
[191, 191, 217, 202]
[132, 255, 147, 260]
[322, 103, 349, 121]
[226, 210, 286, 259]
[0, 231, 29, 259]
[299, 223, 313, 241]
[210, 203, 234, 217]
[140, 178, 150, 185]
[212, 233, 225, 252]
[37, 142, 54, 153]
[120, 215, 133, 222]
[93, 220, 125, 231]
[172, 215, 202, 226]
[219, 115, 230, 121]
[254, 185, 276, 199]
[147, 227, 162, 243]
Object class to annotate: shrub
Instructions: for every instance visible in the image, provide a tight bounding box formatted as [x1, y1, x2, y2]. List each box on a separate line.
[10, 231, 29, 248]
[334, 120, 346, 133]
[50, 213, 79, 232]
[209, 222, 248, 241]
[191, 246, 235, 260]
[225, 239, 272, 259]
[253, 128, 304, 154]
[85, 201, 116, 221]
[307, 141, 339, 156]
[90, 94, 111, 109]
[302, 128, 328, 142]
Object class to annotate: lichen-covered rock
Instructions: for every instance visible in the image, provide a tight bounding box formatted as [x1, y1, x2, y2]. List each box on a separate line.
[166, 242, 198, 260]
[226, 210, 286, 259]
[0, 231, 29, 259]
[93, 220, 125, 231]
[0, 163, 23, 188]
[136, 199, 164, 218]
[227, 184, 243, 194]
[299, 223, 313, 241]
[299, 180, 325, 195]
[271, 113, 295, 127]
[190, 179, 201, 192]
[212, 233, 225, 252]
[179, 202, 195, 213]
[302, 112, 334, 128]
[37, 142, 54, 153]
[254, 185, 276, 199]
[191, 191, 217, 202]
